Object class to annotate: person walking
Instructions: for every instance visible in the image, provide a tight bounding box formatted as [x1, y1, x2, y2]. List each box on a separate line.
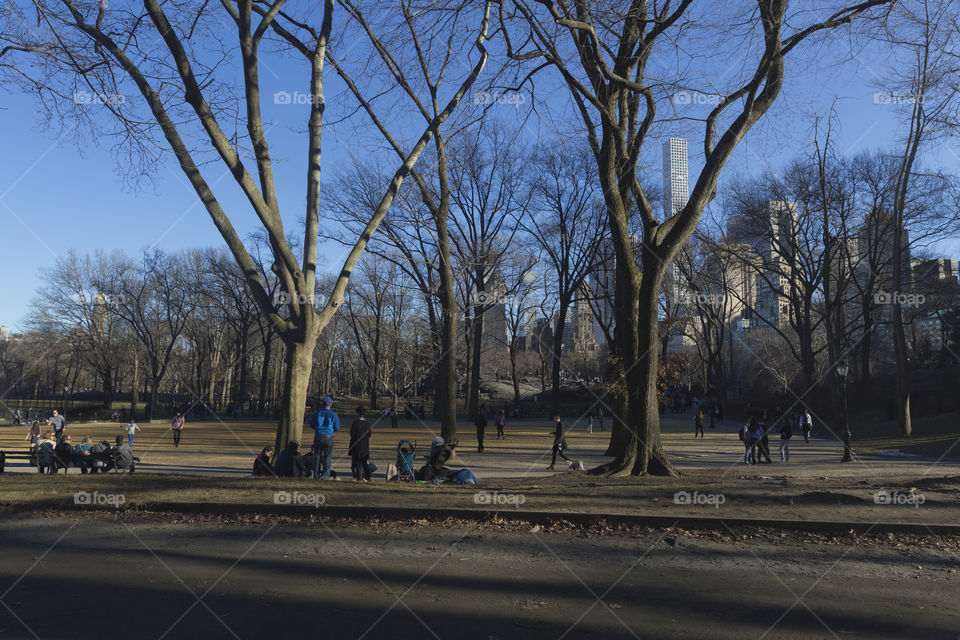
[547, 415, 571, 470]
[171, 411, 184, 447]
[586, 410, 594, 434]
[801, 408, 812, 443]
[746, 417, 762, 464]
[495, 410, 506, 439]
[474, 408, 488, 453]
[24, 421, 42, 446]
[349, 406, 372, 482]
[125, 419, 141, 447]
[779, 415, 793, 462]
[757, 421, 772, 464]
[49, 409, 66, 443]
[12, 409, 21, 425]
[694, 409, 705, 438]
[308, 397, 341, 479]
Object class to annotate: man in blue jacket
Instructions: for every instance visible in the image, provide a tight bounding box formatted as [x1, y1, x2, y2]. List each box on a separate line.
[308, 396, 340, 479]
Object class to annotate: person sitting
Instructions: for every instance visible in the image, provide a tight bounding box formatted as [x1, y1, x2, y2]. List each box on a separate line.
[275, 440, 307, 478]
[36, 432, 57, 474]
[54, 434, 78, 473]
[75, 437, 94, 474]
[88, 439, 114, 473]
[112, 435, 136, 472]
[252, 446, 274, 477]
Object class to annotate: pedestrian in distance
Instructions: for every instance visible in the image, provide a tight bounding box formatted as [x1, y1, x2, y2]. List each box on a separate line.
[694, 409, 704, 438]
[12, 409, 21, 425]
[49, 409, 66, 443]
[475, 408, 488, 453]
[124, 419, 140, 447]
[390, 408, 398, 429]
[349, 406, 372, 482]
[495, 409, 506, 439]
[598, 408, 605, 432]
[547, 415, 571, 470]
[779, 415, 793, 462]
[801, 408, 813, 443]
[308, 396, 341, 480]
[758, 421, 772, 464]
[586, 410, 594, 434]
[171, 411, 184, 447]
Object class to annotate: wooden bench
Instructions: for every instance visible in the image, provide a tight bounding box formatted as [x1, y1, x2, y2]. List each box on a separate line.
[0, 449, 39, 472]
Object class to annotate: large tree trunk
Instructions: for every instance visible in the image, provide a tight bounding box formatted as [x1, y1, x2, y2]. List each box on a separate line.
[509, 342, 521, 404]
[436, 217, 458, 440]
[892, 304, 912, 436]
[274, 332, 318, 452]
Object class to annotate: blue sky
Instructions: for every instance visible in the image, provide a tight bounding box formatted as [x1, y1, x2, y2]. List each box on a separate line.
[1, 12, 957, 332]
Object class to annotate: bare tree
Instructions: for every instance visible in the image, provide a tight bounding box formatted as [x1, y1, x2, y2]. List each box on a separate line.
[501, 0, 895, 475]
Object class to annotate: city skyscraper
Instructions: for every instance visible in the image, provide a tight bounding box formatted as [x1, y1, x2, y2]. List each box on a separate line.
[662, 137, 689, 218]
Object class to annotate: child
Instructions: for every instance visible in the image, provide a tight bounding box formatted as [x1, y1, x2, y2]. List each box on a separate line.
[125, 419, 141, 447]
[547, 415, 571, 470]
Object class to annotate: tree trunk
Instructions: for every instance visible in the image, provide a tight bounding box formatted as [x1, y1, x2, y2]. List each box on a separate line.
[509, 342, 521, 404]
[130, 355, 139, 416]
[259, 336, 272, 416]
[436, 217, 458, 441]
[469, 307, 484, 416]
[274, 332, 319, 452]
[101, 367, 113, 411]
[892, 304, 912, 436]
[550, 304, 569, 417]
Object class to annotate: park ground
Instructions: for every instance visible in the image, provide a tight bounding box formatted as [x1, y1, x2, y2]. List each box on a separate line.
[2, 410, 959, 638]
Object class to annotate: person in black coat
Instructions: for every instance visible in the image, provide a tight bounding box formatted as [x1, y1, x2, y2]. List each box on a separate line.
[275, 440, 307, 478]
[474, 408, 488, 453]
[547, 415, 571, 470]
[349, 406, 372, 481]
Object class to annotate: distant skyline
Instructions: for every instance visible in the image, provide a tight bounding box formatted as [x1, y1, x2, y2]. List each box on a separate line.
[2, 30, 959, 332]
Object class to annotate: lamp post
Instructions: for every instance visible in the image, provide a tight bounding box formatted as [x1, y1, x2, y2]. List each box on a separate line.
[838, 360, 852, 462]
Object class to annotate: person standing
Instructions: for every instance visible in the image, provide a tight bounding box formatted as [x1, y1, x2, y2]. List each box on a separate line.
[801, 408, 812, 443]
[495, 410, 506, 439]
[49, 409, 66, 443]
[547, 415, 571, 470]
[171, 412, 185, 447]
[12, 409, 21, 425]
[779, 415, 793, 462]
[474, 408, 488, 453]
[308, 397, 340, 479]
[349, 406, 372, 482]
[125, 419, 141, 447]
[694, 409, 704, 438]
[586, 410, 594, 434]
[390, 408, 398, 429]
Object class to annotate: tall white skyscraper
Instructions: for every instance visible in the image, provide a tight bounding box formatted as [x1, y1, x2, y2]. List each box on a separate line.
[662, 137, 688, 218]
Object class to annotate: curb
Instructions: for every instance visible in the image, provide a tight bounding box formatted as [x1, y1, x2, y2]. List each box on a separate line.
[41, 501, 960, 536]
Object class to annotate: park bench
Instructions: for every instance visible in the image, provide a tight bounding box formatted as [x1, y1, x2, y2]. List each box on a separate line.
[0, 448, 39, 473]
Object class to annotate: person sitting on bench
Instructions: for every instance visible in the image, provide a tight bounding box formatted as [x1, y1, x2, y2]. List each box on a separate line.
[36, 431, 57, 474]
[113, 436, 136, 473]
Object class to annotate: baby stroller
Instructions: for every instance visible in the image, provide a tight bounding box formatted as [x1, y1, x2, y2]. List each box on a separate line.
[417, 437, 458, 482]
[396, 440, 416, 481]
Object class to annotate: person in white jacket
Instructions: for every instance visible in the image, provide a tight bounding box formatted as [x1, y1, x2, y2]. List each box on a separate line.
[124, 420, 141, 447]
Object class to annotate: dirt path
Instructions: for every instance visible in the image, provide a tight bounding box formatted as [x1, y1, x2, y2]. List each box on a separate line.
[0, 514, 957, 639]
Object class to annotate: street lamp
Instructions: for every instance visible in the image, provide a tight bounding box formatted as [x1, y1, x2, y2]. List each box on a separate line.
[837, 360, 852, 463]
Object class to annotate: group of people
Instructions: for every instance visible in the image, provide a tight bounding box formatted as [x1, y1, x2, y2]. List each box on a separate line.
[739, 407, 813, 464]
[253, 397, 374, 481]
[27, 430, 136, 473]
